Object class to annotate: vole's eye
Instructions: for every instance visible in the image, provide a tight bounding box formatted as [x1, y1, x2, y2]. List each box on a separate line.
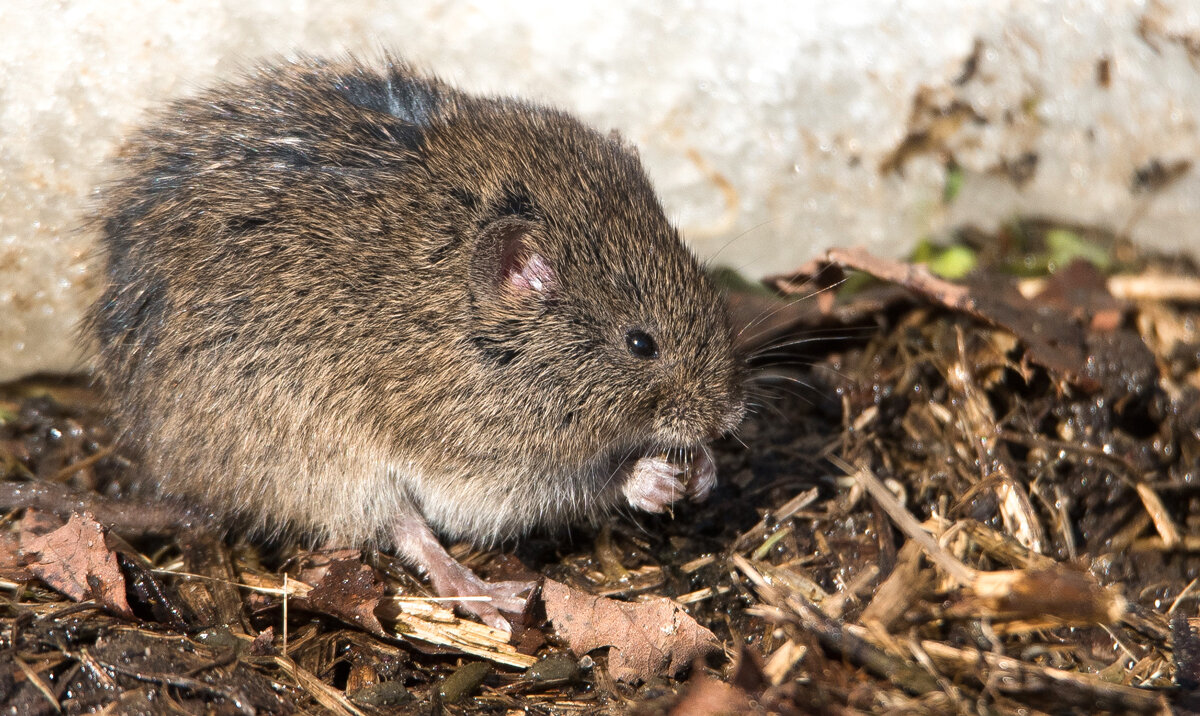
[625, 329, 659, 359]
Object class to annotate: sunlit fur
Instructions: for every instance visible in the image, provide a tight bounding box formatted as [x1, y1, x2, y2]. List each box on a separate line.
[88, 55, 746, 552]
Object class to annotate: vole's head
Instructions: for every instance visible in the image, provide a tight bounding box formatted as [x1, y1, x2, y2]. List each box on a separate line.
[322, 58, 743, 466]
[452, 107, 747, 464]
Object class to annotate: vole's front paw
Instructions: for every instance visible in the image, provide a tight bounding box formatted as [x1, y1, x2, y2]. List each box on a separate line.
[623, 452, 718, 512]
[623, 456, 686, 513]
[686, 449, 717, 503]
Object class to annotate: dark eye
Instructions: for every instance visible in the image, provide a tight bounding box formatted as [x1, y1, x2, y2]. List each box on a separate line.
[625, 329, 659, 359]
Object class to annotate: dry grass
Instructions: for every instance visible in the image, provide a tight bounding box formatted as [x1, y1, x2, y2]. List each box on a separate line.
[4, 221, 1200, 713]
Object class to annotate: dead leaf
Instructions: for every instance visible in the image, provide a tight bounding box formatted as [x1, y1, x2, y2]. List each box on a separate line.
[250, 626, 276, 656]
[20, 511, 133, 618]
[294, 548, 363, 587]
[18, 508, 63, 538]
[302, 558, 387, 637]
[542, 579, 718, 683]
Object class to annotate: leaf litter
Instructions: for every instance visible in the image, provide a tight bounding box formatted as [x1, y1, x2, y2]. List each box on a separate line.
[3, 219, 1200, 712]
[20, 511, 134, 619]
[542, 579, 718, 683]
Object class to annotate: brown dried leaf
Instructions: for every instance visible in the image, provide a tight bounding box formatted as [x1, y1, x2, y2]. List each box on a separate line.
[18, 508, 63, 538]
[295, 548, 363, 588]
[542, 578, 718, 683]
[20, 511, 133, 617]
[249, 626, 276, 656]
[303, 558, 387, 637]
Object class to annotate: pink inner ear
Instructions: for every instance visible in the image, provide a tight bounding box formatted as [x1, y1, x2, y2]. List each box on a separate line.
[508, 252, 556, 294]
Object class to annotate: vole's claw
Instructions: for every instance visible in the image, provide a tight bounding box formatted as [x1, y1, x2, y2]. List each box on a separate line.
[441, 576, 534, 635]
[473, 604, 512, 634]
[483, 580, 537, 614]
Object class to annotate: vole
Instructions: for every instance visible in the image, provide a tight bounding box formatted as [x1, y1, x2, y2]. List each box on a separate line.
[89, 55, 746, 632]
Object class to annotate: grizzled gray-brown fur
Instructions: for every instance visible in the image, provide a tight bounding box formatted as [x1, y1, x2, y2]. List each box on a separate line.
[89, 55, 746, 631]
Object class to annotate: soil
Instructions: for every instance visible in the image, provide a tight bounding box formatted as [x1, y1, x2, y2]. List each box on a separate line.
[3, 220, 1200, 714]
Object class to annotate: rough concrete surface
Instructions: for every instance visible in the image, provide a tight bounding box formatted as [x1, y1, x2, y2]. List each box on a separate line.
[1, 0, 1198, 379]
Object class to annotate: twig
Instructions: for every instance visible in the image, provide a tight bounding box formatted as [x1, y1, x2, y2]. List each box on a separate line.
[915, 639, 1167, 713]
[261, 655, 365, 716]
[80, 648, 256, 715]
[183, 647, 239, 678]
[996, 429, 1140, 483]
[732, 487, 818, 553]
[1135, 483, 1182, 549]
[675, 584, 734, 605]
[47, 446, 114, 484]
[0, 480, 188, 534]
[14, 656, 61, 713]
[282, 572, 288, 658]
[1107, 274, 1200, 303]
[734, 554, 940, 695]
[829, 456, 975, 585]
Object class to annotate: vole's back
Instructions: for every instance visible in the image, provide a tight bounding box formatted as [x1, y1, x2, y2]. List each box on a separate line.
[91, 56, 744, 549]
[92, 58, 459, 544]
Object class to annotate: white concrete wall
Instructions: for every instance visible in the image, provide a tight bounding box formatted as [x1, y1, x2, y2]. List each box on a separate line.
[2, 0, 1199, 380]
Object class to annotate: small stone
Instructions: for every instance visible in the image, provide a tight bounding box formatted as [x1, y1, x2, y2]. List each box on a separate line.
[523, 653, 581, 684]
[438, 661, 491, 704]
[349, 681, 411, 708]
[192, 626, 238, 650]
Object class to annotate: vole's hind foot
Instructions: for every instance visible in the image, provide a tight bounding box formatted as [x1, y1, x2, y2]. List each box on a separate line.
[429, 567, 534, 633]
[391, 509, 533, 635]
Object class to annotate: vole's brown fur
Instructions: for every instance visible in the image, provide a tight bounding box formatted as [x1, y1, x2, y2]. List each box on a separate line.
[90, 55, 745, 630]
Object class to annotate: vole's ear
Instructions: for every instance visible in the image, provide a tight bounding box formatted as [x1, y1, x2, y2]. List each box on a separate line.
[471, 218, 557, 298]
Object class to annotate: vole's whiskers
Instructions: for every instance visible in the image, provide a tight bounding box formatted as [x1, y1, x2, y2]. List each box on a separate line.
[740, 386, 790, 421]
[741, 399, 767, 420]
[596, 441, 642, 497]
[748, 369, 822, 388]
[747, 325, 874, 359]
[749, 371, 831, 406]
[702, 218, 778, 267]
[734, 270, 847, 345]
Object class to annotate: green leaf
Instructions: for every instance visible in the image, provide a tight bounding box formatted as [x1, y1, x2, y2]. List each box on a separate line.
[926, 245, 978, 279]
[943, 165, 964, 203]
[910, 238, 939, 264]
[1045, 229, 1111, 272]
[909, 239, 977, 280]
[708, 264, 775, 296]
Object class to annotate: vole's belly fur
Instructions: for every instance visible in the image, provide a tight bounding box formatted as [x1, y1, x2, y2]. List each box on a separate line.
[132, 357, 627, 548]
